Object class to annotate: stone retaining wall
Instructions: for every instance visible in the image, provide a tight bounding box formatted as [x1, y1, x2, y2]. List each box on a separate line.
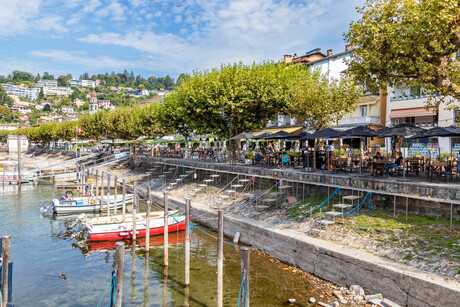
[149, 191, 459, 307]
[133, 156, 460, 220]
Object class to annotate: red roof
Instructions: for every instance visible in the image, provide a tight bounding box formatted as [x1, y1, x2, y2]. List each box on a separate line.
[390, 106, 437, 118]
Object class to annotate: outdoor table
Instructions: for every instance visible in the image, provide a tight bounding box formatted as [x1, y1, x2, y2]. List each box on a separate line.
[430, 161, 448, 182]
[372, 159, 389, 176]
[333, 157, 348, 173]
[406, 157, 424, 175]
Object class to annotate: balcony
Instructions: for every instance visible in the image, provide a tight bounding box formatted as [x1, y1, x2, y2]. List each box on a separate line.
[337, 116, 380, 126]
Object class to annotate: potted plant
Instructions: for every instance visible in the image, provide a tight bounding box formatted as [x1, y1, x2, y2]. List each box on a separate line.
[244, 152, 253, 164]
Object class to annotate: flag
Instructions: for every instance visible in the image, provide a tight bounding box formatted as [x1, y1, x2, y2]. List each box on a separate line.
[76, 127, 83, 134]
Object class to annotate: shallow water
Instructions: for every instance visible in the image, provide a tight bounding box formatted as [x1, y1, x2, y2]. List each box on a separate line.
[1, 184, 317, 306]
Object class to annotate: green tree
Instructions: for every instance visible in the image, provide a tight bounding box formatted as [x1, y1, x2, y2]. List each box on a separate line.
[42, 72, 54, 80]
[57, 75, 69, 87]
[176, 62, 293, 159]
[38, 87, 45, 101]
[158, 91, 193, 146]
[345, 0, 460, 103]
[0, 86, 14, 107]
[0, 106, 11, 118]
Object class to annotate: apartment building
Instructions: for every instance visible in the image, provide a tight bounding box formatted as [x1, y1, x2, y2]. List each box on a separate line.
[43, 87, 73, 96]
[70, 79, 96, 88]
[1, 84, 40, 100]
[35, 80, 58, 88]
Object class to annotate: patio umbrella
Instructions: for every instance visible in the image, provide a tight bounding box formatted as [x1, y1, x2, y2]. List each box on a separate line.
[253, 132, 273, 140]
[338, 126, 377, 138]
[407, 126, 460, 139]
[338, 126, 377, 174]
[266, 130, 294, 139]
[285, 131, 310, 140]
[376, 123, 424, 138]
[300, 128, 342, 140]
[230, 132, 255, 140]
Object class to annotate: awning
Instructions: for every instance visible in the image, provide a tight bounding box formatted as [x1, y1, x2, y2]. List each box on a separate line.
[390, 107, 437, 118]
[252, 126, 303, 136]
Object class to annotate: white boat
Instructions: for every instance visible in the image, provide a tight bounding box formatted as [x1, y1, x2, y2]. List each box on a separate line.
[77, 210, 173, 226]
[45, 194, 134, 214]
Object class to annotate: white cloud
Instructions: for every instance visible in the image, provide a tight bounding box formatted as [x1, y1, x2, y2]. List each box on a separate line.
[95, 1, 127, 21]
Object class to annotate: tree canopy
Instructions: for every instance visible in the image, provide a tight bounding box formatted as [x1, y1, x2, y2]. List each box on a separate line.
[345, 0, 460, 103]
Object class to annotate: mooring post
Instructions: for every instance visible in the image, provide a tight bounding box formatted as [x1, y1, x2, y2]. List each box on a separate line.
[185, 199, 191, 286]
[217, 210, 224, 307]
[132, 182, 137, 241]
[95, 170, 99, 198]
[17, 136, 21, 186]
[162, 266, 168, 307]
[100, 171, 105, 214]
[122, 179, 126, 223]
[240, 247, 250, 307]
[164, 191, 169, 267]
[113, 176, 118, 216]
[115, 242, 125, 306]
[107, 173, 111, 217]
[145, 186, 151, 251]
[1, 236, 11, 307]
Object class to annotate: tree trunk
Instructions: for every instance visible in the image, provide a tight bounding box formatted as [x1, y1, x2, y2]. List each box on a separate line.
[230, 139, 239, 162]
[313, 138, 318, 170]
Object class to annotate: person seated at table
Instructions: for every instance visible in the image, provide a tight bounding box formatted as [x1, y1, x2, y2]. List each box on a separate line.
[281, 151, 289, 168]
[457, 149, 460, 171]
[372, 151, 384, 176]
[254, 149, 263, 164]
[266, 142, 274, 153]
[383, 151, 403, 177]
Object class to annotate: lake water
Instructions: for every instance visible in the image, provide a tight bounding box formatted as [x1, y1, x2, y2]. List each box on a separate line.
[1, 184, 318, 306]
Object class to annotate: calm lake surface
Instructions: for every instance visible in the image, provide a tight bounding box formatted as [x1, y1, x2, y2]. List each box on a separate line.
[1, 184, 317, 306]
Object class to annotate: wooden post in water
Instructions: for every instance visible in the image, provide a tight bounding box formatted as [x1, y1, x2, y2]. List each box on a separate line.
[115, 242, 125, 306]
[132, 182, 137, 241]
[17, 136, 21, 185]
[240, 247, 250, 307]
[95, 170, 99, 198]
[145, 186, 151, 251]
[113, 175, 118, 216]
[217, 210, 224, 307]
[100, 171, 105, 214]
[185, 199, 191, 286]
[122, 179, 126, 223]
[106, 173, 111, 217]
[1, 236, 11, 307]
[164, 191, 169, 266]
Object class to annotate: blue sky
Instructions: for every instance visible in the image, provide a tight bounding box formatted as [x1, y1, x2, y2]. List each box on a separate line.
[0, 0, 364, 80]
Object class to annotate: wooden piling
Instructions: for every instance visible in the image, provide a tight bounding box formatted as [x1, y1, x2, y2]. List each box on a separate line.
[17, 136, 21, 185]
[107, 173, 111, 217]
[162, 266, 168, 307]
[185, 199, 191, 286]
[145, 186, 151, 251]
[217, 210, 224, 307]
[164, 191, 169, 267]
[122, 179, 126, 223]
[95, 170, 99, 198]
[113, 176, 118, 216]
[240, 247, 250, 307]
[1, 236, 11, 307]
[100, 171, 105, 214]
[132, 182, 137, 241]
[115, 242, 125, 306]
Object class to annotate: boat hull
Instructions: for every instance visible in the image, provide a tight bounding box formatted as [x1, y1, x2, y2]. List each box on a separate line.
[52, 195, 133, 214]
[88, 217, 187, 241]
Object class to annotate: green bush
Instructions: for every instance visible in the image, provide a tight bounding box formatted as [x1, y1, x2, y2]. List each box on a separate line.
[245, 153, 253, 159]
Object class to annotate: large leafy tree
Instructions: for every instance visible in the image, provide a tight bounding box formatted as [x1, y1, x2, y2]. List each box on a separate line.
[158, 91, 193, 146]
[345, 0, 460, 104]
[287, 69, 361, 130]
[177, 62, 292, 159]
[133, 103, 166, 139]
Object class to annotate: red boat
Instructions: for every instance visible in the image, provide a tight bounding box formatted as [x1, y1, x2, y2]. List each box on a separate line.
[87, 231, 186, 251]
[86, 215, 187, 241]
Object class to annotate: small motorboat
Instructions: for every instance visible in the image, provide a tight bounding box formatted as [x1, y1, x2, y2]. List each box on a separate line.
[43, 192, 134, 214]
[85, 212, 187, 241]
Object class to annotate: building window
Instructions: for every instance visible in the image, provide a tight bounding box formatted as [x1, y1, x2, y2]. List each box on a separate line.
[358, 106, 368, 117]
[455, 110, 460, 125]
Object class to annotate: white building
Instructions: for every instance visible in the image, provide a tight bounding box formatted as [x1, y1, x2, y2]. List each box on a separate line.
[0, 124, 17, 131]
[62, 106, 74, 114]
[1, 84, 40, 100]
[35, 80, 58, 88]
[7, 135, 28, 154]
[43, 87, 73, 96]
[70, 79, 96, 88]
